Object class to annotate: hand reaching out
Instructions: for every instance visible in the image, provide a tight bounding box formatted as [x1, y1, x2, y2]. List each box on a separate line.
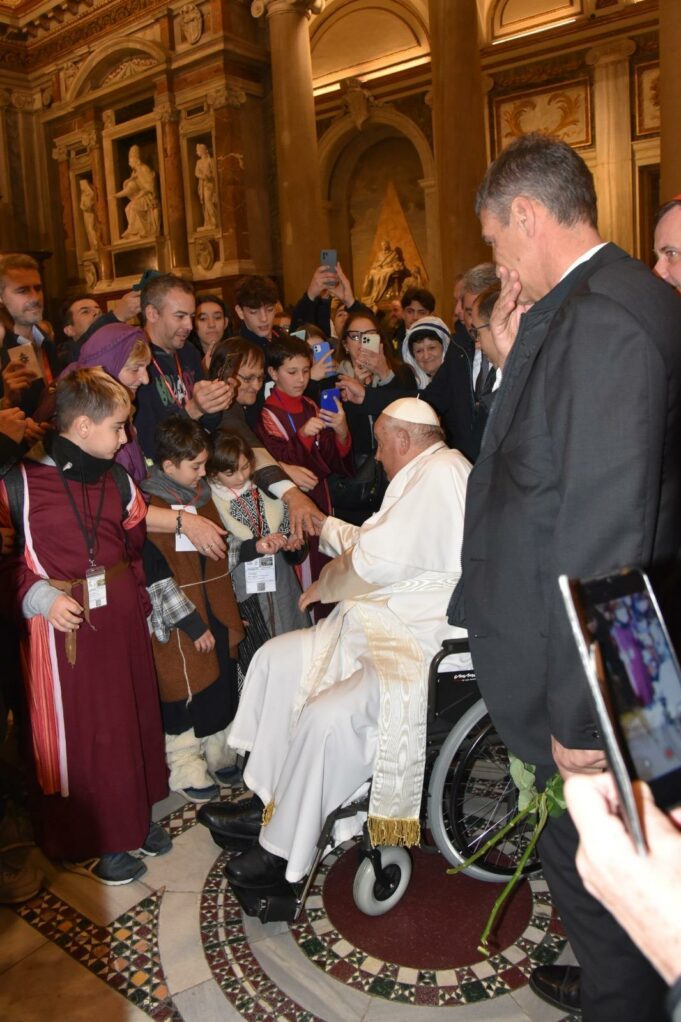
[256, 532, 288, 555]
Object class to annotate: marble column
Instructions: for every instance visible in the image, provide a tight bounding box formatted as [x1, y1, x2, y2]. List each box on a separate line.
[586, 39, 636, 254]
[428, 0, 488, 325]
[207, 85, 251, 266]
[83, 124, 114, 284]
[251, 0, 325, 302]
[659, 0, 681, 202]
[51, 144, 80, 284]
[156, 94, 190, 271]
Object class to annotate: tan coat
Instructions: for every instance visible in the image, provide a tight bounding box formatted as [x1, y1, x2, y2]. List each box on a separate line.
[148, 496, 245, 704]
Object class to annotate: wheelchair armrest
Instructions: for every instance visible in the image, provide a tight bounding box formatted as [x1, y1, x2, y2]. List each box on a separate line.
[440, 638, 470, 655]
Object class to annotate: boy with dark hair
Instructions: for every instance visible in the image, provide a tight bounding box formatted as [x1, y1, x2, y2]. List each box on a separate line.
[0, 367, 169, 885]
[141, 415, 246, 802]
[234, 276, 281, 352]
[257, 337, 353, 608]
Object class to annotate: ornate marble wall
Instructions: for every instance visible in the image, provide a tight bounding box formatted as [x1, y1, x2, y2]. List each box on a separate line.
[0, 0, 665, 312]
[0, 0, 276, 308]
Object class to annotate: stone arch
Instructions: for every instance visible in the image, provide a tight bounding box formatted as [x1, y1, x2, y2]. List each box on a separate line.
[486, 0, 585, 43]
[310, 0, 429, 87]
[319, 106, 434, 199]
[318, 107, 437, 296]
[66, 37, 168, 104]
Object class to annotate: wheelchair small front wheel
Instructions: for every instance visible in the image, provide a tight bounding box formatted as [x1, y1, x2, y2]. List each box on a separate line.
[352, 846, 412, 916]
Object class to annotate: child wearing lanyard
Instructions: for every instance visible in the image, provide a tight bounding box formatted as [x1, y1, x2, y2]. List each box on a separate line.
[256, 336, 353, 617]
[0, 368, 169, 886]
[208, 431, 312, 683]
[141, 416, 249, 803]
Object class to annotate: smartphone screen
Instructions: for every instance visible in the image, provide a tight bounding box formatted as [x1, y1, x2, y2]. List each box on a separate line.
[579, 570, 681, 810]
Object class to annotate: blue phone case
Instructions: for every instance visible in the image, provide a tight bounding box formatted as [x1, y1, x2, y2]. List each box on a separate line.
[320, 388, 341, 412]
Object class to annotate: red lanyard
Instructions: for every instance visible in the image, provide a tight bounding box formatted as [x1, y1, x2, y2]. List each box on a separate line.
[229, 486, 263, 538]
[152, 353, 186, 409]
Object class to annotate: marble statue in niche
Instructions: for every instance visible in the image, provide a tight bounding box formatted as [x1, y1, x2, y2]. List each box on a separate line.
[180, 3, 203, 45]
[115, 145, 160, 240]
[362, 239, 409, 307]
[195, 143, 218, 231]
[79, 179, 99, 253]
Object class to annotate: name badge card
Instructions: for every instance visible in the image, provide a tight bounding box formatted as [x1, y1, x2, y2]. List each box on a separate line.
[245, 555, 276, 594]
[171, 504, 198, 552]
[85, 565, 107, 609]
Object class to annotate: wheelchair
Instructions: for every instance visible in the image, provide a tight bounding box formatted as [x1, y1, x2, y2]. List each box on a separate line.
[230, 638, 540, 924]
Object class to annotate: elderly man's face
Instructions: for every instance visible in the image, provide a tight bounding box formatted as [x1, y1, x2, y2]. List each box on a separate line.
[374, 416, 405, 481]
[654, 206, 681, 291]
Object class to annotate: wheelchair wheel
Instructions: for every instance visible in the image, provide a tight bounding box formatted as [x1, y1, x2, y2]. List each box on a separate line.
[427, 699, 541, 883]
[352, 846, 412, 916]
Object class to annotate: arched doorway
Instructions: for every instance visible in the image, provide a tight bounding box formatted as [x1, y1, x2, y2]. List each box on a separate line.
[319, 109, 439, 302]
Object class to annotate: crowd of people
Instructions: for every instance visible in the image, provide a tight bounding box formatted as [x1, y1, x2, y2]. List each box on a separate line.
[0, 132, 680, 1021]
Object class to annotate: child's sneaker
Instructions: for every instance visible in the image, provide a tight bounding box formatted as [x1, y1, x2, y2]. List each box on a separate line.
[0, 856, 42, 904]
[176, 783, 220, 803]
[64, 852, 147, 886]
[136, 822, 172, 857]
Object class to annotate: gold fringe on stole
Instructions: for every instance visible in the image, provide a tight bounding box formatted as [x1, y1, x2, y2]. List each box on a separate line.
[368, 815, 421, 848]
[261, 800, 275, 827]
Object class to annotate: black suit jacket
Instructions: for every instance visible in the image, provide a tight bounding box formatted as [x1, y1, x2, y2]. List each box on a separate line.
[454, 244, 681, 766]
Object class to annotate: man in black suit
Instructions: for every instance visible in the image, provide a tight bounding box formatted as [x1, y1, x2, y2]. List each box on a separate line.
[451, 133, 681, 1021]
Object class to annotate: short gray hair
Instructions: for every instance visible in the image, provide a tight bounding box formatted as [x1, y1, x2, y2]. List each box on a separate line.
[476, 132, 597, 228]
[461, 262, 498, 297]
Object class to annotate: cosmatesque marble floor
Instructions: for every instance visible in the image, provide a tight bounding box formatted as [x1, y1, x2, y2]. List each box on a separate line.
[0, 788, 580, 1022]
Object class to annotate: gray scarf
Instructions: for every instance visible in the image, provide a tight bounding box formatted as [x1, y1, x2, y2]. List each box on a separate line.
[140, 464, 212, 508]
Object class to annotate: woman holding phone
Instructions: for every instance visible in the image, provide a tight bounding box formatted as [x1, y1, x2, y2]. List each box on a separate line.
[335, 311, 417, 462]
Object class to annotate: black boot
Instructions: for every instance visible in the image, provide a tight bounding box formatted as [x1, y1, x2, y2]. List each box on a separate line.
[529, 965, 581, 1013]
[224, 843, 287, 889]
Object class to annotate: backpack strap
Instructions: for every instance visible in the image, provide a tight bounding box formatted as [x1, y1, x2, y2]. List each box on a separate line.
[110, 461, 133, 517]
[2, 465, 26, 551]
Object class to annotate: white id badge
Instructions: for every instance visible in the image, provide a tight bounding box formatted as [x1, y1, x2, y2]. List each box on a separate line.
[171, 504, 198, 552]
[245, 555, 276, 593]
[85, 565, 107, 609]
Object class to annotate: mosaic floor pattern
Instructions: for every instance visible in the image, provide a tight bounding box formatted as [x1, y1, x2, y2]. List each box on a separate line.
[1, 790, 581, 1022]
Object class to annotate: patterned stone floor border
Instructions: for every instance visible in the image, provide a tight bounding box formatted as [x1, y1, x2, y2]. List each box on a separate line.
[200, 841, 571, 1017]
[14, 883, 182, 1021]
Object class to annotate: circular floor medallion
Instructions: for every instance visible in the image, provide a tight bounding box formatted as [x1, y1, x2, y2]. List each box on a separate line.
[200, 840, 567, 1012]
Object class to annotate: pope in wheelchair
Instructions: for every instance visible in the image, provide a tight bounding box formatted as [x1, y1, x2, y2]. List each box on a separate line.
[199, 397, 473, 890]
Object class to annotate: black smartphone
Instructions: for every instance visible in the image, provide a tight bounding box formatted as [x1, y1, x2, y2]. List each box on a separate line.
[320, 249, 337, 268]
[561, 568, 681, 850]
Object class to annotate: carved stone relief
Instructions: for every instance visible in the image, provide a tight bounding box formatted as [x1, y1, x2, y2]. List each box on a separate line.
[494, 80, 592, 152]
[180, 4, 203, 45]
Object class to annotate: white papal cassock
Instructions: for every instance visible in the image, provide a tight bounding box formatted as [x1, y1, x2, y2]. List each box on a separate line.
[228, 440, 472, 882]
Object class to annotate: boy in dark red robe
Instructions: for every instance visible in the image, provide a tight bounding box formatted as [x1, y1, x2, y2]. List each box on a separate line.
[0, 368, 169, 885]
